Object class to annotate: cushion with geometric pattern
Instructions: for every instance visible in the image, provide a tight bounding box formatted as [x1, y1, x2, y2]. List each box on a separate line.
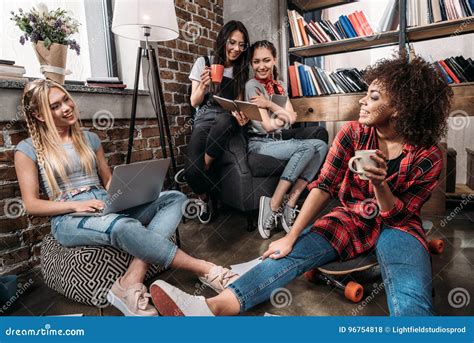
[41, 234, 174, 307]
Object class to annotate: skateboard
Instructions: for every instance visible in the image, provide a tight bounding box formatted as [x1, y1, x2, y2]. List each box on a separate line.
[304, 220, 444, 303]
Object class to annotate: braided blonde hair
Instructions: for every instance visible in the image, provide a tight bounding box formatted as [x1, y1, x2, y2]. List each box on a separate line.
[22, 79, 97, 198]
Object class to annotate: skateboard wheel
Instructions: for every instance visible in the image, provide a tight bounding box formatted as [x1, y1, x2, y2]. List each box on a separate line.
[344, 281, 364, 303]
[429, 239, 444, 254]
[304, 269, 318, 282]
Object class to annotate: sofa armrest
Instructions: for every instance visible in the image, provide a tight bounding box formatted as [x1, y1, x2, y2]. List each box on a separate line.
[221, 133, 251, 175]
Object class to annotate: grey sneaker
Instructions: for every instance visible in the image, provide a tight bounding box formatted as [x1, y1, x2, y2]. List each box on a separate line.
[258, 196, 281, 239]
[281, 204, 299, 233]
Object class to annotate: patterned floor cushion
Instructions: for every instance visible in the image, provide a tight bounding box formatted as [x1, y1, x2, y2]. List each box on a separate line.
[41, 234, 174, 307]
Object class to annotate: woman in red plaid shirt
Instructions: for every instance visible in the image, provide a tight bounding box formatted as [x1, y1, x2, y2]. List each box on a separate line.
[150, 54, 453, 316]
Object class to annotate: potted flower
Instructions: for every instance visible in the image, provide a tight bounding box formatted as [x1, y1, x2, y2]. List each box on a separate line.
[10, 3, 81, 84]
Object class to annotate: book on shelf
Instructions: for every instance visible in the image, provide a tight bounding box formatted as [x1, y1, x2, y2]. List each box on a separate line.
[434, 56, 474, 84]
[379, 0, 400, 32]
[288, 62, 368, 98]
[0, 75, 28, 82]
[0, 61, 26, 81]
[87, 83, 127, 88]
[287, 9, 377, 47]
[86, 76, 121, 83]
[407, 0, 472, 27]
[0, 59, 15, 65]
[86, 76, 126, 88]
[0, 64, 26, 76]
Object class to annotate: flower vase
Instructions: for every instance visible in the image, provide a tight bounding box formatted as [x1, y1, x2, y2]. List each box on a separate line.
[32, 41, 68, 84]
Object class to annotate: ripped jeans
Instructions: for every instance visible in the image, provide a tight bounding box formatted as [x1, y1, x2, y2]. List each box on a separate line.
[228, 225, 434, 316]
[50, 187, 187, 269]
[248, 137, 328, 183]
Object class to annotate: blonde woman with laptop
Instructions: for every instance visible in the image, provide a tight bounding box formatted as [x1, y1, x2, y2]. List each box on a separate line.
[14, 80, 238, 317]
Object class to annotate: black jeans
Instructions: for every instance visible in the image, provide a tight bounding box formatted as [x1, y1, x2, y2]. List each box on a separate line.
[184, 110, 240, 195]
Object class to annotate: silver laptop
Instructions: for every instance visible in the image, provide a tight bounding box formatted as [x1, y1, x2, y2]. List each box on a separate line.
[70, 158, 170, 217]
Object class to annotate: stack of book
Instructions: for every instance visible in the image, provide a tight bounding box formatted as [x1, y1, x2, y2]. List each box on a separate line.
[407, 0, 473, 27]
[86, 77, 126, 89]
[288, 62, 368, 97]
[287, 9, 375, 47]
[0, 60, 27, 81]
[434, 56, 474, 84]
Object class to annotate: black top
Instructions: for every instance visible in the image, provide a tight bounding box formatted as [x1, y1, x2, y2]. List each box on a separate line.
[386, 153, 404, 177]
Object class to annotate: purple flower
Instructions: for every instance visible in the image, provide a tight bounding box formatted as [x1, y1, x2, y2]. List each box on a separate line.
[69, 39, 80, 55]
[19, 36, 25, 45]
[28, 14, 36, 23]
[54, 19, 62, 29]
[31, 32, 40, 42]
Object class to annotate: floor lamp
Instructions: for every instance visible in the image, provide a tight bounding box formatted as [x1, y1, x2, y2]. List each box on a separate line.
[111, 0, 179, 182]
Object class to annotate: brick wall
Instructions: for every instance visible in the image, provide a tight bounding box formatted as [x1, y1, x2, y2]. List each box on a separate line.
[0, 0, 223, 277]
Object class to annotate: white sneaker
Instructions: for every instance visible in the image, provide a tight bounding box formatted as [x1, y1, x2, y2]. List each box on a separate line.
[150, 280, 215, 316]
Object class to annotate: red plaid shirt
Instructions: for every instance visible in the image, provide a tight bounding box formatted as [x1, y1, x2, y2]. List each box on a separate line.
[308, 121, 443, 260]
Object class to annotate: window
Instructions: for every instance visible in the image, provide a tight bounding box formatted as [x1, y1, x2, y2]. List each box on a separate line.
[1, 0, 117, 81]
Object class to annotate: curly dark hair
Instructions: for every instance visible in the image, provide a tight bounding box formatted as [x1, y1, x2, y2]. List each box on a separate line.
[363, 53, 453, 147]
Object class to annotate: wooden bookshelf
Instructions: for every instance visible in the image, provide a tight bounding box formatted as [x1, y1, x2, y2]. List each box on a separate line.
[292, 83, 474, 122]
[288, 17, 474, 58]
[290, 0, 351, 12]
[292, 93, 361, 122]
[452, 82, 474, 115]
[286, 0, 473, 208]
[407, 17, 474, 43]
[289, 30, 399, 57]
[446, 184, 474, 199]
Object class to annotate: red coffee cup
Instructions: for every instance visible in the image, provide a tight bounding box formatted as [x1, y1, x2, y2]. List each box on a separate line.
[210, 64, 224, 83]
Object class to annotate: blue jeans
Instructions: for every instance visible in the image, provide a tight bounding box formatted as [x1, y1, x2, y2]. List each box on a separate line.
[51, 188, 187, 268]
[228, 225, 434, 316]
[248, 137, 328, 182]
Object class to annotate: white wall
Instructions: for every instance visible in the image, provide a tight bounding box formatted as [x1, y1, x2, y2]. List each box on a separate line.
[223, 0, 285, 78]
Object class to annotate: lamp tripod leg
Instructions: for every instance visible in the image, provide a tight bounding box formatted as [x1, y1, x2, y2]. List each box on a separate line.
[149, 47, 179, 189]
[126, 47, 143, 165]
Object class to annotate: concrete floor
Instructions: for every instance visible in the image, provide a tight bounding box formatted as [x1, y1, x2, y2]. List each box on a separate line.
[6, 203, 474, 317]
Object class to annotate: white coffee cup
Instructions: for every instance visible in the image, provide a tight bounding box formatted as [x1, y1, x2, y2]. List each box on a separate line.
[348, 150, 377, 180]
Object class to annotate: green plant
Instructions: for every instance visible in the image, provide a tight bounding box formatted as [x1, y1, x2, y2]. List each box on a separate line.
[10, 3, 81, 55]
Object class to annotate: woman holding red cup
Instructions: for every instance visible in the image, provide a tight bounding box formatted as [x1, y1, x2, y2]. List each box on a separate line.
[179, 20, 251, 224]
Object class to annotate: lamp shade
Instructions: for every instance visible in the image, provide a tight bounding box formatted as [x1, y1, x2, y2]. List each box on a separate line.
[112, 0, 179, 41]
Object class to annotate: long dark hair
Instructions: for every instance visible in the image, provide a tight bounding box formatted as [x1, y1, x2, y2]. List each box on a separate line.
[213, 20, 250, 98]
[250, 40, 279, 80]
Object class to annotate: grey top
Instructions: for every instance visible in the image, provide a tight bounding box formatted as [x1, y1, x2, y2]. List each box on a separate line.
[244, 78, 288, 135]
[15, 130, 102, 199]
